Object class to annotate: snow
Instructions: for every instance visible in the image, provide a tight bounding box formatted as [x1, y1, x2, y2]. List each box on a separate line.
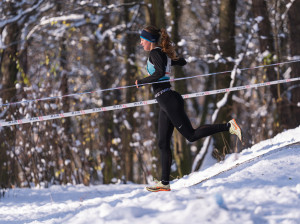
[192, 136, 211, 171]
[1, 126, 300, 224]
[254, 16, 264, 23]
[0, 26, 7, 49]
[0, 0, 44, 28]
[177, 39, 187, 46]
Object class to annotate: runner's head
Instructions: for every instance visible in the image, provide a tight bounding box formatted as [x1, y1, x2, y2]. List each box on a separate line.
[140, 25, 160, 51]
[140, 25, 178, 60]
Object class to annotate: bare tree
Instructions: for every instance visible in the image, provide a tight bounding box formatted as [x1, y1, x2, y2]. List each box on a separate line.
[170, 0, 192, 178]
[0, 1, 22, 188]
[213, 0, 237, 155]
[288, 0, 300, 128]
[252, 0, 293, 132]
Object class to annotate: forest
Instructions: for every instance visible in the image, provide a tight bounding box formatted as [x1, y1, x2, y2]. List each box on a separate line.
[0, 0, 299, 190]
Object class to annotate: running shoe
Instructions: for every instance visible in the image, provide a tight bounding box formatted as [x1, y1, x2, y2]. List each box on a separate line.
[146, 180, 171, 192]
[228, 119, 243, 142]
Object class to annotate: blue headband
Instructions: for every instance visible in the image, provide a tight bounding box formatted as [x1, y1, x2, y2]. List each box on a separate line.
[140, 30, 160, 43]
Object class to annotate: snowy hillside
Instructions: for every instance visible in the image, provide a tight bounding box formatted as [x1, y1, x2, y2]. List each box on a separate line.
[1, 126, 300, 224]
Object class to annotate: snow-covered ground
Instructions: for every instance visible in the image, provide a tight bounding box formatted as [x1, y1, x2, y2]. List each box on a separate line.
[1, 126, 300, 224]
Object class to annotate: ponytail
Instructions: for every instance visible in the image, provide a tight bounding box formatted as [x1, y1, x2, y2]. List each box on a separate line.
[160, 28, 178, 60]
[143, 25, 178, 60]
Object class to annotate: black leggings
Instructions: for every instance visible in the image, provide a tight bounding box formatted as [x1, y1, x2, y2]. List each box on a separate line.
[156, 90, 229, 184]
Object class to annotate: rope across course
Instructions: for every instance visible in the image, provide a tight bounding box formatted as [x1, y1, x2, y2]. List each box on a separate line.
[1, 59, 300, 108]
[0, 77, 299, 127]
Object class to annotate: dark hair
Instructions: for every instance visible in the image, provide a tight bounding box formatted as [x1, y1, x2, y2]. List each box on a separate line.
[144, 25, 178, 60]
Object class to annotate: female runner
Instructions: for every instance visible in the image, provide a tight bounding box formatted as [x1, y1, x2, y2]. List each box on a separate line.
[136, 25, 242, 192]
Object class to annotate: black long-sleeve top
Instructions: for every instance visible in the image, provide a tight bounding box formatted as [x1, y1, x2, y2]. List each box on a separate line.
[137, 47, 187, 94]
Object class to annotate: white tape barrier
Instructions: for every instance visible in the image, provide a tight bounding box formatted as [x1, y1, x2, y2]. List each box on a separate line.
[0, 77, 299, 127]
[1, 59, 300, 108]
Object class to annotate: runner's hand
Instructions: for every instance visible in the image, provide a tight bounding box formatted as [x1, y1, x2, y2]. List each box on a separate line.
[135, 80, 139, 88]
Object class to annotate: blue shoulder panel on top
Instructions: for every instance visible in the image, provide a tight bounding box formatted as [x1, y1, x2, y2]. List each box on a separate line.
[147, 59, 170, 81]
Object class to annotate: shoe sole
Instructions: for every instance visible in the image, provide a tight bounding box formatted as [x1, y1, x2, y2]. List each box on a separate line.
[146, 187, 171, 192]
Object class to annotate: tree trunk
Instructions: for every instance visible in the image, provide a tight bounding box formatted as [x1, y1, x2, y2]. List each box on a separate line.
[145, 0, 166, 28]
[170, 0, 191, 178]
[288, 0, 300, 128]
[1, 25, 18, 101]
[0, 2, 19, 187]
[213, 0, 236, 154]
[91, 4, 115, 184]
[121, 0, 140, 183]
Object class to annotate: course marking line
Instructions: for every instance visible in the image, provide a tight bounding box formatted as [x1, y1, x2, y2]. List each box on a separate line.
[0, 77, 299, 127]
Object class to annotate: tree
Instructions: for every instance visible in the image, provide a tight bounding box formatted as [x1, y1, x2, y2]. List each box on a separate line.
[1, 0, 299, 188]
[213, 0, 237, 155]
[0, 1, 21, 188]
[169, 0, 191, 178]
[145, 0, 167, 28]
[120, 0, 140, 183]
[252, 0, 292, 132]
[288, 0, 300, 128]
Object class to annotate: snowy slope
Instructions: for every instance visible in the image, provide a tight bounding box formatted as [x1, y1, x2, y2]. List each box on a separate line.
[0, 126, 300, 224]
